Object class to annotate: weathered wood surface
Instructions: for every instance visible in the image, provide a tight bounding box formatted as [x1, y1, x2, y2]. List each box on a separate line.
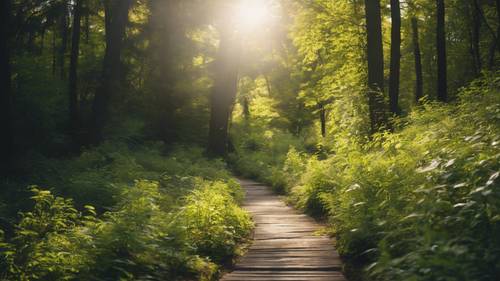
[221, 179, 346, 281]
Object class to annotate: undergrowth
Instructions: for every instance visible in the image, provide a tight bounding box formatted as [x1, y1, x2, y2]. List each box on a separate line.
[230, 75, 500, 281]
[0, 145, 252, 280]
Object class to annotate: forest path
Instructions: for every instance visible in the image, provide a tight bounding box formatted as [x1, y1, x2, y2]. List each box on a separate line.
[221, 178, 346, 281]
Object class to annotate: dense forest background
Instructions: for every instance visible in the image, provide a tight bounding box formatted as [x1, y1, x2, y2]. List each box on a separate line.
[0, 0, 499, 280]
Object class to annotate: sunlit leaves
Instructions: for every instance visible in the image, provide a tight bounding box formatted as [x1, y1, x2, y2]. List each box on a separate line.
[233, 74, 500, 281]
[0, 145, 253, 280]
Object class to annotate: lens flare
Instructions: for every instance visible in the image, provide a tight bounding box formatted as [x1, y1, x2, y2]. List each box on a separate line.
[235, 0, 269, 30]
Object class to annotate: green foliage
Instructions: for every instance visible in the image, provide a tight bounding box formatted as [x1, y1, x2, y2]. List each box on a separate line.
[232, 75, 500, 281]
[183, 180, 252, 262]
[229, 122, 310, 193]
[2, 187, 97, 281]
[6, 1, 500, 280]
[0, 145, 252, 281]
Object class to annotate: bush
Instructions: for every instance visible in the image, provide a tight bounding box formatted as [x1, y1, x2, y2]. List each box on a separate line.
[183, 180, 252, 262]
[0, 145, 253, 281]
[232, 75, 500, 281]
[1, 187, 97, 281]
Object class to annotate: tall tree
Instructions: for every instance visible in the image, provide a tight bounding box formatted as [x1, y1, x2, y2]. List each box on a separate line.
[487, 0, 500, 69]
[84, 2, 91, 43]
[364, 0, 387, 132]
[52, 25, 57, 76]
[496, 0, 500, 58]
[90, 0, 132, 144]
[389, 0, 401, 115]
[0, 0, 13, 173]
[242, 96, 250, 120]
[58, 0, 69, 80]
[495, 0, 500, 52]
[148, 0, 178, 144]
[207, 27, 241, 156]
[436, 0, 447, 102]
[411, 17, 424, 103]
[471, 0, 484, 75]
[68, 0, 83, 149]
[319, 102, 326, 137]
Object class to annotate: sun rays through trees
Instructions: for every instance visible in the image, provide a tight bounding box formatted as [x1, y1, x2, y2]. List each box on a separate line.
[1, 0, 499, 280]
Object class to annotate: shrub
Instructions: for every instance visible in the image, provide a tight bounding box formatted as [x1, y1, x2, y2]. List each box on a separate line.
[232, 75, 500, 281]
[0, 146, 253, 281]
[1, 187, 97, 281]
[182, 180, 253, 262]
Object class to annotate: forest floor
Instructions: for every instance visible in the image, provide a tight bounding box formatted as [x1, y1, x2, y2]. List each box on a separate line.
[221, 179, 346, 281]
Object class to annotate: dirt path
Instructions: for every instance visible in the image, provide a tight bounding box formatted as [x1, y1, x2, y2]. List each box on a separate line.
[221, 179, 346, 281]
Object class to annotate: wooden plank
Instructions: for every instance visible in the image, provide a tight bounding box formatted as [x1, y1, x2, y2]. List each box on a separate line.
[221, 179, 346, 281]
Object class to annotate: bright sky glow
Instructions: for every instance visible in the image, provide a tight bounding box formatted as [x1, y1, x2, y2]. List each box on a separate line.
[235, 0, 270, 30]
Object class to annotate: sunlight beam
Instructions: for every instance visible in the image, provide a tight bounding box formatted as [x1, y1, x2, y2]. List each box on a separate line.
[234, 0, 270, 31]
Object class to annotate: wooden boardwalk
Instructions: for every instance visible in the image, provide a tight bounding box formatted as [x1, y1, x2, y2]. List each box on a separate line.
[221, 179, 346, 281]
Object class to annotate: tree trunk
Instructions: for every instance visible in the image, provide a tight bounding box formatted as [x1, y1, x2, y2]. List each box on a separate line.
[436, 0, 447, 102]
[468, 1, 497, 70]
[497, 0, 500, 55]
[207, 28, 241, 156]
[389, 0, 401, 115]
[90, 0, 132, 145]
[40, 28, 45, 55]
[497, 0, 500, 38]
[59, 0, 69, 80]
[411, 17, 424, 103]
[51, 26, 56, 76]
[0, 0, 13, 174]
[319, 103, 326, 137]
[488, 0, 500, 68]
[27, 31, 35, 53]
[496, 0, 500, 54]
[364, 0, 387, 133]
[242, 96, 250, 120]
[471, 0, 482, 75]
[84, 5, 90, 44]
[68, 0, 82, 149]
[149, 0, 177, 144]
[265, 76, 272, 96]
[295, 102, 305, 136]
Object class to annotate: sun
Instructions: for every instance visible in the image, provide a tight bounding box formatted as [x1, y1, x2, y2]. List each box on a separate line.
[235, 0, 270, 30]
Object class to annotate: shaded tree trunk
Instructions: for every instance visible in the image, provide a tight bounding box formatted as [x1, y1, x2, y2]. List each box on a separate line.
[52, 27, 57, 76]
[319, 103, 326, 137]
[242, 96, 250, 120]
[471, 0, 482, 75]
[1, 0, 13, 174]
[84, 4, 90, 44]
[40, 28, 45, 55]
[497, 0, 500, 53]
[295, 102, 306, 136]
[488, 0, 500, 69]
[207, 28, 241, 156]
[58, 0, 69, 80]
[68, 0, 82, 149]
[149, 0, 178, 144]
[90, 0, 132, 145]
[264, 76, 272, 96]
[436, 0, 447, 102]
[364, 0, 387, 133]
[389, 0, 401, 115]
[27, 30, 35, 52]
[496, 0, 500, 55]
[497, 0, 500, 36]
[411, 17, 424, 103]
